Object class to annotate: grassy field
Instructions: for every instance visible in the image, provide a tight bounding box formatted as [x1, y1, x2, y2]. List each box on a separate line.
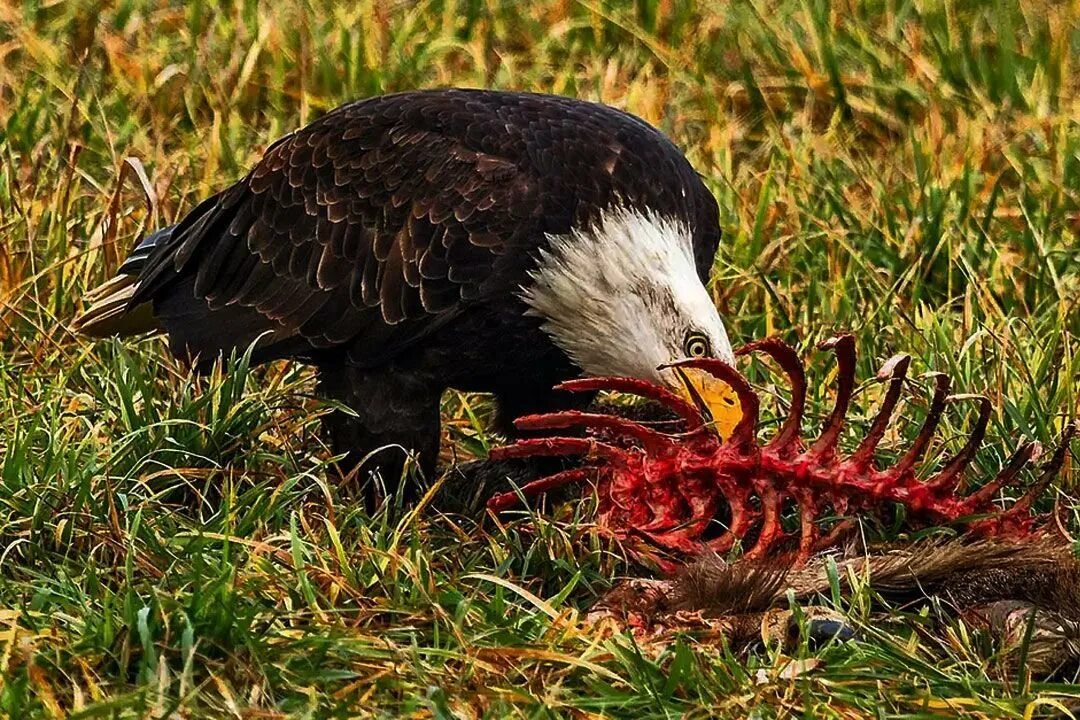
[2, 0, 1079, 716]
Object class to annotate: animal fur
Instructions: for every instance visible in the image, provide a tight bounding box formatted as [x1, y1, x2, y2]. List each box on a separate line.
[590, 536, 1080, 676]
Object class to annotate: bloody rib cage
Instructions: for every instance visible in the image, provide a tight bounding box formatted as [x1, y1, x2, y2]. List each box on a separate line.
[487, 335, 1078, 565]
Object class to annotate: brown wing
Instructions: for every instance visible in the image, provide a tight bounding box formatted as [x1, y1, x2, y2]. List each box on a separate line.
[132, 89, 719, 364]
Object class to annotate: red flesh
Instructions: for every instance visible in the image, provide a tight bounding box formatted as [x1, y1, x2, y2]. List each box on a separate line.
[487, 335, 1078, 566]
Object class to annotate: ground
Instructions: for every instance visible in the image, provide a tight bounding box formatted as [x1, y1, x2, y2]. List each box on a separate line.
[1, 1, 1079, 717]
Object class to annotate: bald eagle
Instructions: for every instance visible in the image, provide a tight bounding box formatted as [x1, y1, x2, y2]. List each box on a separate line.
[76, 89, 737, 487]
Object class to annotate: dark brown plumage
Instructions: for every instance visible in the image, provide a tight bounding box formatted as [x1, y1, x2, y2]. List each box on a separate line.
[76, 89, 723, 491]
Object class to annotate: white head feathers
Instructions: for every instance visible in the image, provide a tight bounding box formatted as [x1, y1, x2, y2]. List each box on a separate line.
[522, 206, 733, 383]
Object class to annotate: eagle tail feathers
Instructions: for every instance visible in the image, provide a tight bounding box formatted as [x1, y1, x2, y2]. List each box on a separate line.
[73, 225, 176, 337]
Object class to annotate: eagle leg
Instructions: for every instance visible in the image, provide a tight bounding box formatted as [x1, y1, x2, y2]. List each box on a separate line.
[316, 363, 443, 505]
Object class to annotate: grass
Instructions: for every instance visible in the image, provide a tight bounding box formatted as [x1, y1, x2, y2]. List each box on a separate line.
[1, 0, 1079, 716]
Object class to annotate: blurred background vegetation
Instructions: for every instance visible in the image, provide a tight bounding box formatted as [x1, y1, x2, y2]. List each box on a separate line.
[1, 0, 1078, 716]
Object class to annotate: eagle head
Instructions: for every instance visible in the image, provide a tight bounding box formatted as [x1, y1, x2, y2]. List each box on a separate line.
[523, 207, 741, 437]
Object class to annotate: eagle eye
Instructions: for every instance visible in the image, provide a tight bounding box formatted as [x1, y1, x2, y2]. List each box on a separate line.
[684, 332, 710, 358]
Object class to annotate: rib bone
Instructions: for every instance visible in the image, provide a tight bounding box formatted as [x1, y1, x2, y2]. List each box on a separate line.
[488, 335, 1077, 567]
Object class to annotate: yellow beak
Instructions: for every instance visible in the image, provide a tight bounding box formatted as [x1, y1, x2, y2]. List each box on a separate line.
[672, 366, 743, 440]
